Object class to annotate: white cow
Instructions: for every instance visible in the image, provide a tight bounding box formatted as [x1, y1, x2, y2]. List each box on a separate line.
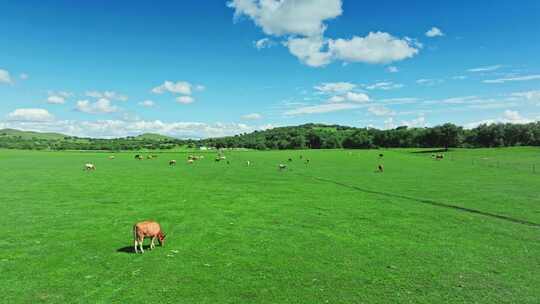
[84, 163, 96, 171]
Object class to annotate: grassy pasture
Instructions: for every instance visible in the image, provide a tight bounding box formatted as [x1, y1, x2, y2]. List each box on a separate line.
[0, 148, 539, 303]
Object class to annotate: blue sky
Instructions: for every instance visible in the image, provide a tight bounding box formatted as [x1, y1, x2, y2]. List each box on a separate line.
[1, 0, 539, 138]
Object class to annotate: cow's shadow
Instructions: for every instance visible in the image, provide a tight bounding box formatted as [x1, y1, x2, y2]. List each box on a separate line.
[117, 245, 151, 254]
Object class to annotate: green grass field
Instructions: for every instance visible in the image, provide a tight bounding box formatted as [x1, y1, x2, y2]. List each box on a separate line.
[1, 147, 539, 303]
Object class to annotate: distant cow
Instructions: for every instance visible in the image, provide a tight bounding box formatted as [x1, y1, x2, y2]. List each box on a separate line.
[215, 157, 221, 162]
[135, 154, 143, 160]
[84, 163, 96, 171]
[169, 160, 177, 166]
[304, 159, 310, 165]
[108, 156, 115, 160]
[133, 221, 166, 254]
[187, 159, 194, 164]
[288, 158, 293, 162]
[279, 164, 287, 170]
[377, 164, 384, 172]
[436, 154, 444, 160]
[246, 161, 251, 166]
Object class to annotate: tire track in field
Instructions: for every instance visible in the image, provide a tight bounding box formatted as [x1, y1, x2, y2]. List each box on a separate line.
[295, 172, 540, 228]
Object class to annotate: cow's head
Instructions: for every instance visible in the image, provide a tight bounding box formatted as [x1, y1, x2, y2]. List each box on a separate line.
[157, 231, 167, 246]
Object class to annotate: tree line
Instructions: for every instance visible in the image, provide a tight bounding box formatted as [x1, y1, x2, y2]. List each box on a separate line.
[1, 122, 540, 151]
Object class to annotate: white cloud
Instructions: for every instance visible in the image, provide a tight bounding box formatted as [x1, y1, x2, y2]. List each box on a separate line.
[483, 75, 540, 84]
[176, 96, 195, 104]
[46, 91, 73, 104]
[227, 0, 342, 37]
[7, 108, 54, 122]
[85, 90, 128, 101]
[387, 66, 399, 73]
[19, 73, 29, 80]
[452, 75, 468, 80]
[416, 78, 444, 86]
[511, 90, 540, 105]
[139, 100, 155, 107]
[0, 69, 13, 84]
[47, 95, 66, 104]
[400, 115, 427, 128]
[228, 2, 419, 67]
[284, 103, 360, 115]
[328, 32, 420, 64]
[365, 81, 404, 90]
[467, 65, 502, 73]
[285, 36, 332, 67]
[368, 105, 395, 116]
[0, 119, 269, 139]
[75, 98, 119, 114]
[344, 92, 370, 103]
[328, 95, 345, 103]
[254, 38, 275, 49]
[151, 81, 193, 95]
[425, 27, 444, 38]
[314, 82, 356, 94]
[465, 110, 534, 128]
[242, 113, 263, 120]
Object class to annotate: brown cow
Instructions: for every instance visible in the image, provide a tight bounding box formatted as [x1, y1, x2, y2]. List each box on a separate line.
[133, 221, 166, 253]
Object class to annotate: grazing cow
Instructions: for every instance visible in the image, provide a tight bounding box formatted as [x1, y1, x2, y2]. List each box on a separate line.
[133, 221, 166, 254]
[377, 164, 384, 172]
[436, 154, 444, 160]
[187, 159, 194, 164]
[84, 163, 96, 171]
[135, 154, 143, 160]
[169, 160, 177, 166]
[215, 157, 221, 162]
[279, 164, 287, 170]
[246, 161, 251, 166]
[108, 156, 115, 160]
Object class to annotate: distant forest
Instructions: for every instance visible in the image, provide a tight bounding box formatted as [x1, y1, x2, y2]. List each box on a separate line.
[1, 122, 540, 151]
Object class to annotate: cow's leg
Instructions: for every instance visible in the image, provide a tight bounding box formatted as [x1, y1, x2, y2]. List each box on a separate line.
[150, 237, 156, 250]
[134, 239, 139, 253]
[139, 238, 145, 253]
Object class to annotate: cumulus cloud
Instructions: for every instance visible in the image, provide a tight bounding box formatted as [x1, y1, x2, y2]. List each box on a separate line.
[483, 75, 540, 84]
[46, 91, 73, 104]
[285, 36, 332, 67]
[138, 100, 155, 107]
[425, 27, 444, 38]
[75, 98, 119, 114]
[85, 90, 128, 101]
[452, 75, 468, 80]
[314, 82, 356, 94]
[254, 38, 275, 49]
[465, 110, 534, 128]
[0, 69, 13, 84]
[242, 113, 263, 120]
[328, 32, 420, 64]
[7, 108, 54, 122]
[467, 65, 502, 73]
[228, 0, 342, 37]
[228, 1, 420, 67]
[151, 81, 193, 95]
[176, 96, 195, 104]
[400, 115, 427, 128]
